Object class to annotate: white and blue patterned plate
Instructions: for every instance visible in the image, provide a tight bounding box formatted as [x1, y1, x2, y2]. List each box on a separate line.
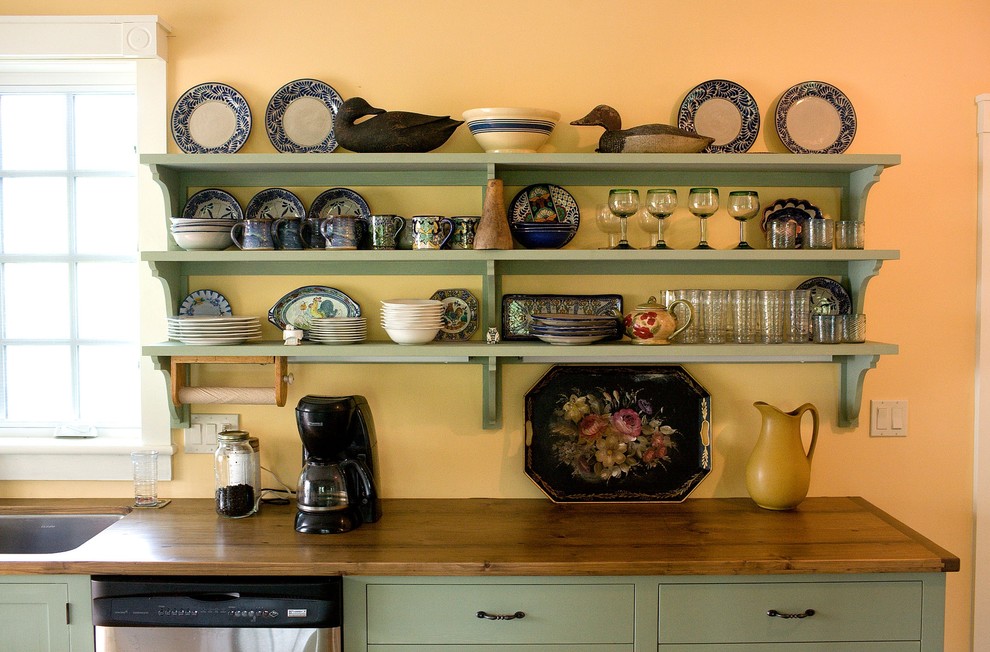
[265, 78, 344, 153]
[245, 188, 306, 220]
[181, 188, 244, 220]
[678, 79, 760, 153]
[797, 277, 852, 315]
[775, 81, 856, 154]
[171, 82, 252, 154]
[178, 289, 233, 317]
[268, 285, 362, 336]
[308, 187, 371, 219]
[431, 288, 479, 341]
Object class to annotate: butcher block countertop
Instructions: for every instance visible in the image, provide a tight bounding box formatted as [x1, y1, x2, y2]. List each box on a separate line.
[0, 496, 958, 576]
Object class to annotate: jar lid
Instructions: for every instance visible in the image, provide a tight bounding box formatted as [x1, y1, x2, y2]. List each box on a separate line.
[218, 429, 249, 441]
[634, 296, 666, 310]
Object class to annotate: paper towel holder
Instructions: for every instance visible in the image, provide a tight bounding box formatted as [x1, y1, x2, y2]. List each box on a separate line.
[170, 355, 292, 407]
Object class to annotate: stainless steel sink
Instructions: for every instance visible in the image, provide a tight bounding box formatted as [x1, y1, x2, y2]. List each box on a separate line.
[0, 512, 126, 554]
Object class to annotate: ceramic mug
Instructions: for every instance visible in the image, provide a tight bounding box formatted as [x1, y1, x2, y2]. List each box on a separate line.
[363, 214, 406, 250]
[320, 214, 363, 250]
[449, 215, 481, 250]
[396, 217, 416, 250]
[231, 218, 276, 251]
[299, 216, 328, 249]
[411, 215, 453, 250]
[273, 217, 305, 250]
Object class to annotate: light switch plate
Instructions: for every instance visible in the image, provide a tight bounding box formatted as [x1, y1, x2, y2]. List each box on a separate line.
[184, 413, 239, 453]
[870, 400, 907, 437]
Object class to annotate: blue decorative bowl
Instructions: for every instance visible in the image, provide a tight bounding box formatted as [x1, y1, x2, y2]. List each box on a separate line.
[512, 226, 576, 249]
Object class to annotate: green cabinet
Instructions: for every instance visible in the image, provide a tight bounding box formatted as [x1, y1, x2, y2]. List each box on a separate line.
[141, 152, 900, 429]
[0, 576, 93, 652]
[344, 574, 945, 652]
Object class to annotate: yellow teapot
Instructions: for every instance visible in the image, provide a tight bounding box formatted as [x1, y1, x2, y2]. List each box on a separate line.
[623, 296, 694, 345]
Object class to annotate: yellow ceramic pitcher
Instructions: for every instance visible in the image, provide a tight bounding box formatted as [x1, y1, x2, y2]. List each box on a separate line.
[745, 401, 819, 511]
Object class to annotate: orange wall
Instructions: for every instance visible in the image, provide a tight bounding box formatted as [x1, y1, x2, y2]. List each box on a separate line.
[2, 1, 988, 649]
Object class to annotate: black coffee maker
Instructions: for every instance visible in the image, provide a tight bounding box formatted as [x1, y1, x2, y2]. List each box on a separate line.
[295, 395, 382, 534]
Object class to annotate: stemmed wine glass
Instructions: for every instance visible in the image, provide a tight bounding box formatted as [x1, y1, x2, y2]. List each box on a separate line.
[727, 190, 760, 249]
[595, 204, 621, 248]
[608, 188, 639, 250]
[645, 188, 677, 250]
[688, 187, 719, 250]
[637, 209, 658, 247]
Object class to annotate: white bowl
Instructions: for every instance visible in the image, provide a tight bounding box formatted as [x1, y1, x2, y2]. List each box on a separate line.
[384, 326, 440, 345]
[172, 230, 233, 251]
[462, 107, 560, 153]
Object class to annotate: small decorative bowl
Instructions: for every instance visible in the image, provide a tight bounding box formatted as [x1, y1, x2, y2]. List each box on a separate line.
[462, 107, 561, 153]
[171, 230, 233, 250]
[511, 226, 577, 249]
[384, 326, 440, 345]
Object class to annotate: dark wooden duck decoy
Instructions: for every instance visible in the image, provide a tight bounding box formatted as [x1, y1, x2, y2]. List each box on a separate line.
[334, 97, 463, 153]
[571, 104, 714, 154]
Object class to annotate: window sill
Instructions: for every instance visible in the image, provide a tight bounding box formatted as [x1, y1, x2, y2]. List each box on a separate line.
[0, 438, 174, 480]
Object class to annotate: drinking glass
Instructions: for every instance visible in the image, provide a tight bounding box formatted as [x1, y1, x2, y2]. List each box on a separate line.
[595, 204, 621, 248]
[637, 209, 659, 247]
[727, 190, 760, 249]
[645, 188, 677, 250]
[758, 289, 786, 344]
[688, 187, 719, 250]
[608, 188, 639, 250]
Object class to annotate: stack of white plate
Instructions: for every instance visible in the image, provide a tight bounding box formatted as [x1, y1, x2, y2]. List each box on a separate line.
[167, 315, 262, 345]
[308, 317, 367, 344]
[381, 299, 444, 344]
[530, 313, 619, 346]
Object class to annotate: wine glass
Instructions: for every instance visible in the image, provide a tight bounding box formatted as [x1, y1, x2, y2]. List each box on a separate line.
[637, 209, 658, 247]
[608, 188, 639, 250]
[688, 187, 719, 250]
[727, 190, 760, 249]
[645, 188, 677, 250]
[595, 204, 621, 248]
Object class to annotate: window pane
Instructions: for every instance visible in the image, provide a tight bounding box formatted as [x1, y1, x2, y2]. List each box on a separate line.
[0, 95, 67, 170]
[79, 344, 139, 424]
[4, 344, 72, 422]
[76, 177, 136, 255]
[3, 263, 70, 338]
[74, 94, 136, 171]
[1, 177, 69, 254]
[77, 262, 137, 340]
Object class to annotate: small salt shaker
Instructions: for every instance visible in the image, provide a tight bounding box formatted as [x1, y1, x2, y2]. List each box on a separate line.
[283, 327, 303, 345]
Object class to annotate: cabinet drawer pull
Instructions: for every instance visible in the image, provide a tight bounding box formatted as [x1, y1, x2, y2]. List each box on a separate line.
[476, 610, 526, 621]
[767, 608, 816, 619]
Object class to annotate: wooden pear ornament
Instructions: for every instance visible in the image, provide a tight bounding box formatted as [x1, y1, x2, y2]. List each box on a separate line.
[474, 179, 514, 250]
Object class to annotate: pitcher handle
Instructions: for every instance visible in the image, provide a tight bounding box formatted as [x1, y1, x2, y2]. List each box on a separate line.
[230, 222, 245, 250]
[392, 215, 405, 235]
[438, 218, 454, 248]
[667, 299, 695, 340]
[797, 403, 819, 462]
[271, 218, 284, 249]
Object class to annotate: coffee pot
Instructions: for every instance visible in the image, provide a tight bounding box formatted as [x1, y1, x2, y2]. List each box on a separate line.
[623, 295, 694, 345]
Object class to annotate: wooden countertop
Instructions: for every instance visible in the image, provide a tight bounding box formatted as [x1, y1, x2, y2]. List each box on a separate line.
[0, 497, 958, 576]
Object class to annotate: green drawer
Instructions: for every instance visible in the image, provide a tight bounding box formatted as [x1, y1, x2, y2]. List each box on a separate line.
[658, 580, 923, 644]
[366, 582, 635, 645]
[659, 644, 919, 651]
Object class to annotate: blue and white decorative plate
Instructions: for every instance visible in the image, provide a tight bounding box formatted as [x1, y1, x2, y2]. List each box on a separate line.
[245, 188, 306, 220]
[775, 81, 857, 154]
[797, 277, 852, 315]
[430, 288, 479, 341]
[265, 78, 344, 153]
[181, 188, 244, 220]
[268, 285, 361, 336]
[510, 184, 580, 224]
[178, 289, 233, 317]
[308, 187, 371, 220]
[171, 82, 252, 154]
[678, 79, 760, 153]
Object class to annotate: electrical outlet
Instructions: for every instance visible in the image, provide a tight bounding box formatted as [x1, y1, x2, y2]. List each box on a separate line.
[870, 400, 907, 437]
[184, 413, 239, 453]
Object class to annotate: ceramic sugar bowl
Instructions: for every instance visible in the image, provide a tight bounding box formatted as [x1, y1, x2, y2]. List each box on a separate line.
[623, 295, 694, 345]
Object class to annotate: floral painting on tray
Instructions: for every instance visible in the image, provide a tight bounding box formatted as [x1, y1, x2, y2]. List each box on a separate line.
[525, 365, 711, 503]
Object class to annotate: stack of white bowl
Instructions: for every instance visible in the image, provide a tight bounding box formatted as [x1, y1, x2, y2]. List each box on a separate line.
[308, 317, 367, 344]
[381, 299, 444, 344]
[170, 216, 237, 250]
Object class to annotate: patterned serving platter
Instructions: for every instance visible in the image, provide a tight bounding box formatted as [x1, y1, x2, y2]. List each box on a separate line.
[268, 285, 361, 336]
[501, 294, 622, 341]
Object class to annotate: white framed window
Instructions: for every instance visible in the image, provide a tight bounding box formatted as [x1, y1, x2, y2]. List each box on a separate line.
[0, 16, 171, 480]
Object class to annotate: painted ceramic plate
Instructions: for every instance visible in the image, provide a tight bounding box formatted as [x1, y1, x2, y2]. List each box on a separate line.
[178, 289, 232, 317]
[308, 187, 372, 220]
[510, 184, 580, 225]
[431, 288, 479, 341]
[181, 189, 244, 221]
[245, 188, 306, 220]
[171, 82, 252, 154]
[268, 285, 361, 335]
[775, 81, 857, 154]
[678, 79, 760, 153]
[265, 78, 344, 153]
[760, 197, 822, 232]
[525, 365, 712, 503]
[797, 277, 852, 315]
[502, 294, 623, 341]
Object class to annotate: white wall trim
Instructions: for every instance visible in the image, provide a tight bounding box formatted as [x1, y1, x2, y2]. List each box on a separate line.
[0, 15, 170, 60]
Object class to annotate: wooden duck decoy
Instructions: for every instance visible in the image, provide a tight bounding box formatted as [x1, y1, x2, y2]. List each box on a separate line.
[334, 97, 463, 153]
[571, 104, 714, 154]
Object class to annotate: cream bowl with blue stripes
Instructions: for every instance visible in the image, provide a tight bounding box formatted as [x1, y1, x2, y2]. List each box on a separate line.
[463, 107, 560, 153]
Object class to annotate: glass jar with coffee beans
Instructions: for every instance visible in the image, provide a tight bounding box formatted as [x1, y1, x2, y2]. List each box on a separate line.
[214, 430, 259, 518]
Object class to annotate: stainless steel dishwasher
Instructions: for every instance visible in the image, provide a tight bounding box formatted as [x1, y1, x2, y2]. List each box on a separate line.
[91, 575, 341, 652]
